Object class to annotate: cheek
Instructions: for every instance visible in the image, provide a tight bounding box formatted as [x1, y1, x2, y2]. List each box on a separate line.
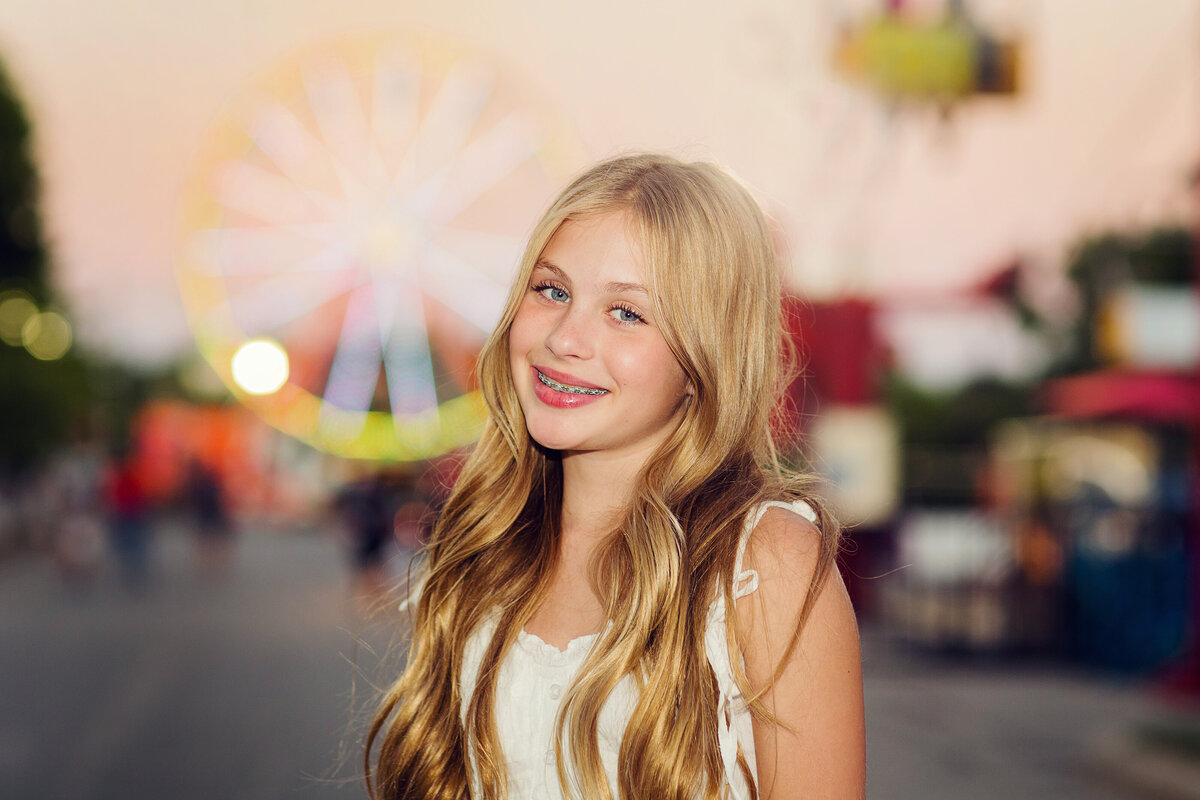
[605, 345, 643, 388]
[508, 303, 537, 360]
[652, 345, 690, 400]
[613, 340, 686, 396]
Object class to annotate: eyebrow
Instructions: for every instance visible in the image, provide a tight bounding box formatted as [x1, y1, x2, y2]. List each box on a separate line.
[534, 259, 649, 296]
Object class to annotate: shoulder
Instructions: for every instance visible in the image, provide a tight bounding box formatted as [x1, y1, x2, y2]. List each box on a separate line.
[735, 500, 859, 681]
[741, 503, 824, 593]
[736, 502, 866, 797]
[736, 503, 848, 648]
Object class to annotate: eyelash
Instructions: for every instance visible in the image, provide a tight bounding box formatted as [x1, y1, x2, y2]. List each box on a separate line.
[610, 303, 645, 325]
[530, 281, 646, 325]
[532, 281, 569, 304]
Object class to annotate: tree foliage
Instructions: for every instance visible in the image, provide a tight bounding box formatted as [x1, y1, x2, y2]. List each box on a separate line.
[0, 55, 88, 475]
[0, 59, 47, 300]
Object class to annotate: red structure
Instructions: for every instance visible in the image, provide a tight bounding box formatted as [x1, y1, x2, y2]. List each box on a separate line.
[780, 295, 889, 440]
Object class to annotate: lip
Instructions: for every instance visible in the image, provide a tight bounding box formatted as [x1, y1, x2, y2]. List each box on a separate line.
[530, 366, 609, 409]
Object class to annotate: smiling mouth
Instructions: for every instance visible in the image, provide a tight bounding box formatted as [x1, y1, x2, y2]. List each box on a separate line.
[536, 370, 608, 396]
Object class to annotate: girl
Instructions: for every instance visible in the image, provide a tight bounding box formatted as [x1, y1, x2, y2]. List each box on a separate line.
[367, 154, 865, 799]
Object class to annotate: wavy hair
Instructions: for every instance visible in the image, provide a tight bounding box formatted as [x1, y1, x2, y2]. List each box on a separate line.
[366, 154, 840, 799]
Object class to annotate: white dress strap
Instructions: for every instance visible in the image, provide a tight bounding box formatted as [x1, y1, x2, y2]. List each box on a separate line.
[705, 498, 817, 798]
[731, 499, 818, 602]
[397, 569, 427, 613]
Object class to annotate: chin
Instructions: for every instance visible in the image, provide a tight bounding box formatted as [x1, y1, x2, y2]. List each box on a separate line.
[517, 405, 561, 451]
[524, 424, 583, 453]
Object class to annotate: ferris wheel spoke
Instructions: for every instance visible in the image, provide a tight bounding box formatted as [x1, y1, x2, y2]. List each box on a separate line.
[218, 160, 346, 225]
[371, 47, 422, 165]
[374, 279, 439, 419]
[321, 282, 383, 417]
[428, 226, 526, 290]
[303, 58, 372, 201]
[433, 224, 527, 260]
[426, 112, 541, 228]
[249, 104, 339, 194]
[419, 243, 508, 333]
[222, 265, 362, 336]
[186, 224, 350, 276]
[395, 61, 494, 196]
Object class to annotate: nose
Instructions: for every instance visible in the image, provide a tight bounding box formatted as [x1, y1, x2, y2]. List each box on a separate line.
[545, 304, 594, 360]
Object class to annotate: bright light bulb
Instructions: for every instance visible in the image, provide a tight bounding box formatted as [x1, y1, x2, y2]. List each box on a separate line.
[231, 339, 289, 395]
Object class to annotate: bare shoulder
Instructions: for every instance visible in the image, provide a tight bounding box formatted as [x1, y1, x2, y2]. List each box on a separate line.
[742, 504, 825, 592]
[737, 503, 866, 799]
[737, 503, 854, 647]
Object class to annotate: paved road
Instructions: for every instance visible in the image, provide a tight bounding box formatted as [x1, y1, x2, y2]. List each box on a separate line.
[0, 523, 394, 800]
[0, 522, 1167, 799]
[863, 634, 1159, 799]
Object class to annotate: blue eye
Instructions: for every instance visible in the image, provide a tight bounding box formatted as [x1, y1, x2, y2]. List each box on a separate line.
[610, 305, 645, 324]
[533, 283, 569, 303]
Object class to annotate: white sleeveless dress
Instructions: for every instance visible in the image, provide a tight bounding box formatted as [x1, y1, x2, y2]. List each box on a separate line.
[401, 499, 816, 800]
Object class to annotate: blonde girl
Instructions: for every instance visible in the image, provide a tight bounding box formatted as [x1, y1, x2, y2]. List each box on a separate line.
[367, 154, 865, 799]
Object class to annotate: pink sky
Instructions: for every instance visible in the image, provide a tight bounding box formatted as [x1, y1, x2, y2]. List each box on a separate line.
[0, 0, 1194, 365]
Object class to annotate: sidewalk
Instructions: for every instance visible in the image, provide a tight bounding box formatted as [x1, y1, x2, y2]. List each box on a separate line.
[1090, 719, 1200, 800]
[861, 625, 1198, 799]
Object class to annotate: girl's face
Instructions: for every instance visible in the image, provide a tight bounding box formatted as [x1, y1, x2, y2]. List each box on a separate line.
[508, 211, 691, 463]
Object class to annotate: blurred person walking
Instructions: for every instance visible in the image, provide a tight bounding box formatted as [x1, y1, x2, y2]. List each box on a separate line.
[334, 470, 395, 606]
[102, 451, 152, 591]
[48, 441, 105, 592]
[183, 458, 235, 578]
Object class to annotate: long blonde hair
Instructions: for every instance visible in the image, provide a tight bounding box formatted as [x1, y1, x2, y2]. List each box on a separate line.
[366, 154, 840, 800]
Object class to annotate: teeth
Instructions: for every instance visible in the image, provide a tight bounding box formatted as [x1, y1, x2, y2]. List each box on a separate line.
[537, 370, 607, 395]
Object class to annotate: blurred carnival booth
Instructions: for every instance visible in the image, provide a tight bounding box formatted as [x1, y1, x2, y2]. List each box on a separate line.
[786, 229, 1198, 682]
[879, 231, 1198, 680]
[991, 417, 1191, 670]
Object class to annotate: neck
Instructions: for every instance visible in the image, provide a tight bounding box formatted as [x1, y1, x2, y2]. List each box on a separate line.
[557, 447, 647, 544]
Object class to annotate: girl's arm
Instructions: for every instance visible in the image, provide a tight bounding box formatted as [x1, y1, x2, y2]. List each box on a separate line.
[738, 506, 866, 799]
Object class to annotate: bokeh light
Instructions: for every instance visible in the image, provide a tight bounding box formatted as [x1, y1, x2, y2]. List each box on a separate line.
[0, 290, 37, 346]
[231, 338, 289, 395]
[20, 310, 72, 360]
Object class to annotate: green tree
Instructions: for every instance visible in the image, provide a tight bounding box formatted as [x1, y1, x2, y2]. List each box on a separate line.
[0, 56, 89, 476]
[0, 60, 48, 298]
[885, 374, 1035, 505]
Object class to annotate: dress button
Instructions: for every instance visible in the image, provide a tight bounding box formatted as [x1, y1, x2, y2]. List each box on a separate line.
[545, 749, 556, 766]
[549, 683, 562, 699]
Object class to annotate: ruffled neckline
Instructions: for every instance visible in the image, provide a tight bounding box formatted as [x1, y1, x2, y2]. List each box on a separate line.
[516, 626, 604, 667]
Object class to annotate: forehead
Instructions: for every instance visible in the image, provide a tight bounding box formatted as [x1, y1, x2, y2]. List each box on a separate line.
[537, 211, 645, 285]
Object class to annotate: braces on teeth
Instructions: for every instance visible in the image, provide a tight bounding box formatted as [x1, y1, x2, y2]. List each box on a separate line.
[537, 370, 607, 395]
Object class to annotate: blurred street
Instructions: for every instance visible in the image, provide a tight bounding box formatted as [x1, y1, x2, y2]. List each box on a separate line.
[864, 633, 1165, 799]
[0, 522, 1176, 800]
[0, 523, 396, 800]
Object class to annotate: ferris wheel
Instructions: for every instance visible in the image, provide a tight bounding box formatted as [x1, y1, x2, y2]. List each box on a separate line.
[177, 34, 578, 460]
